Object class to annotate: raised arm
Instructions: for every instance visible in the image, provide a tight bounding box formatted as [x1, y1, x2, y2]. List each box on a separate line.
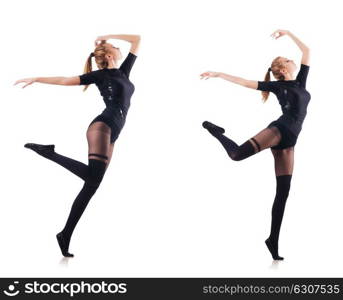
[200, 71, 258, 89]
[271, 29, 310, 66]
[95, 34, 141, 55]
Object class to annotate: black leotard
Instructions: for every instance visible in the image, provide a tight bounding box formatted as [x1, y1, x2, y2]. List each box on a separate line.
[257, 64, 311, 138]
[79, 52, 137, 143]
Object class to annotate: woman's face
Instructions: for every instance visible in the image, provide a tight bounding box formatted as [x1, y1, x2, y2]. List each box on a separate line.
[104, 43, 122, 61]
[281, 57, 296, 75]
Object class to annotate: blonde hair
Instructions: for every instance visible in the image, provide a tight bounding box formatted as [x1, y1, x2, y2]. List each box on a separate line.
[82, 40, 113, 92]
[261, 56, 286, 102]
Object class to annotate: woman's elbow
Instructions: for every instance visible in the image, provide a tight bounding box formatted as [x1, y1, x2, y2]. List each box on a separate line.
[303, 46, 310, 53]
[133, 35, 141, 42]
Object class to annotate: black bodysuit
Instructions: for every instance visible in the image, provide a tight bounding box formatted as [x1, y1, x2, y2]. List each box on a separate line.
[79, 52, 137, 143]
[257, 64, 311, 149]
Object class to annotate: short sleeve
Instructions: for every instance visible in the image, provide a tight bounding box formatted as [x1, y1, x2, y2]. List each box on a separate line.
[119, 52, 137, 78]
[256, 81, 280, 95]
[79, 70, 100, 85]
[295, 64, 310, 88]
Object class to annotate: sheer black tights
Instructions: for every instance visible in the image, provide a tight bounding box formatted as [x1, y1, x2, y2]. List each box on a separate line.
[205, 125, 282, 160]
[266, 147, 294, 260]
[58, 122, 112, 255]
[203, 122, 295, 260]
[25, 121, 113, 256]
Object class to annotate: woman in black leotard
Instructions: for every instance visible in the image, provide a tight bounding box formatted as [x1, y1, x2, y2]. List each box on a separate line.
[14, 34, 140, 257]
[200, 29, 311, 260]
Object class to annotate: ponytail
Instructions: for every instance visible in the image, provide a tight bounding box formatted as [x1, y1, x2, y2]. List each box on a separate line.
[261, 68, 271, 102]
[262, 56, 287, 102]
[82, 54, 93, 92]
[81, 41, 108, 92]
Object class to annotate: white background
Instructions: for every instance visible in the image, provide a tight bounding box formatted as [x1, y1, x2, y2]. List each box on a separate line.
[1, 0, 342, 277]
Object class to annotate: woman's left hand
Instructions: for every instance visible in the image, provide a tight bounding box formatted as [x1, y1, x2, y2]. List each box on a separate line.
[270, 29, 289, 39]
[13, 77, 37, 88]
[200, 71, 220, 80]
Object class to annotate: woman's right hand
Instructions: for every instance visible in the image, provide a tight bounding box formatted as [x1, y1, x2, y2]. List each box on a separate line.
[271, 29, 290, 39]
[200, 71, 220, 80]
[13, 77, 37, 88]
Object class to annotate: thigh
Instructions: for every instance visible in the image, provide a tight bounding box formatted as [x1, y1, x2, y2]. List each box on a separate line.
[271, 147, 294, 176]
[105, 143, 115, 170]
[250, 126, 282, 152]
[87, 121, 111, 163]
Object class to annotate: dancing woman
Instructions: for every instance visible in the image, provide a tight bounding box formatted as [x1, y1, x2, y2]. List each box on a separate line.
[200, 29, 311, 260]
[14, 34, 141, 257]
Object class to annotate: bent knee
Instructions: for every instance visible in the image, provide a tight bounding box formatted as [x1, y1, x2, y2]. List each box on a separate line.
[230, 152, 245, 161]
[231, 154, 240, 161]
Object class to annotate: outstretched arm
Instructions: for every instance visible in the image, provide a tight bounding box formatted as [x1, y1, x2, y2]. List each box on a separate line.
[95, 34, 141, 55]
[271, 29, 310, 66]
[14, 76, 81, 88]
[200, 71, 258, 89]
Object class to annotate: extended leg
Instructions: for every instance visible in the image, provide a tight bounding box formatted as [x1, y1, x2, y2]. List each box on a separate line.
[24, 121, 116, 179]
[202, 121, 281, 161]
[265, 147, 294, 260]
[24, 143, 89, 181]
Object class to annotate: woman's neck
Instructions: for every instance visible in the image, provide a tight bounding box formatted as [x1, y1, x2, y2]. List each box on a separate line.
[107, 59, 119, 69]
[283, 73, 294, 81]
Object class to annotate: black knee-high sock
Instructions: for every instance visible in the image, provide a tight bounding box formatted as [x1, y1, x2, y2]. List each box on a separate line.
[24, 143, 88, 181]
[266, 174, 292, 260]
[203, 122, 257, 161]
[57, 159, 107, 257]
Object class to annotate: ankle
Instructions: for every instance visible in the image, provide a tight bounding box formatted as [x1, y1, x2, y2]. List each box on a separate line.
[267, 237, 277, 245]
[58, 231, 70, 244]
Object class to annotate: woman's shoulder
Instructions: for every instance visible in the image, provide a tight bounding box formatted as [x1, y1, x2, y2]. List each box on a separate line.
[82, 68, 105, 76]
